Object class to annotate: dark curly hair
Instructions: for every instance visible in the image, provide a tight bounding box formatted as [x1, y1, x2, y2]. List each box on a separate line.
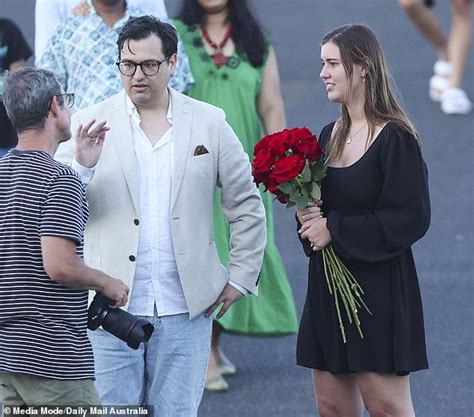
[117, 15, 178, 60]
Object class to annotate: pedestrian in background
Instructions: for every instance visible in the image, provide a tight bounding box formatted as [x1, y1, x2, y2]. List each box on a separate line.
[173, 0, 298, 392]
[0, 18, 32, 156]
[0, 67, 128, 406]
[297, 24, 430, 416]
[399, 0, 472, 115]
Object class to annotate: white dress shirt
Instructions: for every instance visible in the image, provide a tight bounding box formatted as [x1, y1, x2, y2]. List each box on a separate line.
[125, 95, 188, 316]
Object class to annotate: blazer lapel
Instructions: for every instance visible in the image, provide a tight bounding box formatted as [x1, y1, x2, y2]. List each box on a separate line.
[170, 88, 192, 211]
[108, 92, 140, 215]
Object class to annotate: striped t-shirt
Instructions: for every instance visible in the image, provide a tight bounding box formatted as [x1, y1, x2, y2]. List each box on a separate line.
[0, 149, 93, 380]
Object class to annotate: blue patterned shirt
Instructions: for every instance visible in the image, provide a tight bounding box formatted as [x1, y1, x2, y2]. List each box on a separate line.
[37, 4, 194, 110]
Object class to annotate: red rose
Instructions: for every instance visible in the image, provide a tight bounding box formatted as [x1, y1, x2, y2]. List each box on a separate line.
[255, 130, 294, 158]
[253, 134, 272, 157]
[288, 127, 313, 144]
[283, 127, 321, 160]
[252, 148, 274, 174]
[268, 177, 279, 193]
[308, 141, 323, 161]
[270, 154, 305, 183]
[293, 135, 323, 161]
[253, 170, 270, 187]
[268, 129, 293, 156]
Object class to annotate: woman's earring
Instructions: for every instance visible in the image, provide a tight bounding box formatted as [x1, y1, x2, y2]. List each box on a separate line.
[362, 75, 366, 83]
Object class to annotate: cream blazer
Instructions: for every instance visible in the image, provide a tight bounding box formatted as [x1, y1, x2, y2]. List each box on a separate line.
[55, 88, 266, 319]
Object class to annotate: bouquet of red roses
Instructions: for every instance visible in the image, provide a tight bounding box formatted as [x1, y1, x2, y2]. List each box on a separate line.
[252, 127, 371, 343]
[252, 127, 326, 208]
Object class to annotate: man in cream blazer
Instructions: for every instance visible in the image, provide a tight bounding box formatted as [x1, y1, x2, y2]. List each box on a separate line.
[55, 16, 265, 417]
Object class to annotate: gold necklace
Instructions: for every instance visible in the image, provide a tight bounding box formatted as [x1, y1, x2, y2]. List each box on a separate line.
[346, 122, 367, 144]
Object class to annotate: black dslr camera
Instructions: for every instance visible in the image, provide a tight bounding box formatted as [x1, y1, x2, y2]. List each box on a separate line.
[87, 293, 154, 350]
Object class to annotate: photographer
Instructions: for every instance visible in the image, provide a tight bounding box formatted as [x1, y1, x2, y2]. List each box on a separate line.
[0, 67, 129, 406]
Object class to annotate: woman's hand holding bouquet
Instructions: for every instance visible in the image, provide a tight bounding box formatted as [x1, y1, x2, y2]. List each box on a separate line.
[296, 202, 331, 251]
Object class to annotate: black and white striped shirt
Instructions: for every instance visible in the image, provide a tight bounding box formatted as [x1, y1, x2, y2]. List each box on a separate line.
[0, 149, 93, 380]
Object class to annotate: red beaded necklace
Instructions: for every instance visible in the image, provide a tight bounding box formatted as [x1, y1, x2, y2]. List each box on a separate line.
[200, 24, 232, 68]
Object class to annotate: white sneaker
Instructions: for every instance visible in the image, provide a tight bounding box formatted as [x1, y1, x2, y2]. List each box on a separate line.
[429, 60, 452, 102]
[440, 88, 472, 115]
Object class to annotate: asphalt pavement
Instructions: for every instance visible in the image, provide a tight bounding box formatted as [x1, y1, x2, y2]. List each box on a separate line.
[0, 1, 473, 416]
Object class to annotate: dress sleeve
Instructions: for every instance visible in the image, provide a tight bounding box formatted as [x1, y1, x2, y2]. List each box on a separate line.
[326, 125, 431, 263]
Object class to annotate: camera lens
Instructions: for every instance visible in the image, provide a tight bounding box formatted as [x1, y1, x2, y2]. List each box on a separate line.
[101, 310, 154, 349]
[87, 293, 154, 349]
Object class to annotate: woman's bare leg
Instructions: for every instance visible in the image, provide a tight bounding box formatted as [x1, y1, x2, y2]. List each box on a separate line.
[312, 369, 364, 417]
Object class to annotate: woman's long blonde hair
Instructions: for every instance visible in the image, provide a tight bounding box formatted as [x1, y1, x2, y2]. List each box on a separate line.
[322, 24, 420, 161]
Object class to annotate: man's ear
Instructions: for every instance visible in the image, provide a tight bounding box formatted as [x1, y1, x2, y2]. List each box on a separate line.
[50, 95, 60, 117]
[168, 53, 177, 76]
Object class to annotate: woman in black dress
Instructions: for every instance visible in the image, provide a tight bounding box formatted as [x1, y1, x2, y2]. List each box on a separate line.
[297, 25, 430, 416]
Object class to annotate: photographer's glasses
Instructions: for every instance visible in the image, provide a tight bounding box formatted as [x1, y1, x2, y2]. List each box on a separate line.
[53, 93, 75, 108]
[116, 59, 168, 77]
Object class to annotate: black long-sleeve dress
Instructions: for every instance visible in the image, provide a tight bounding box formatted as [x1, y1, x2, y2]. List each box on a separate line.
[296, 121, 430, 375]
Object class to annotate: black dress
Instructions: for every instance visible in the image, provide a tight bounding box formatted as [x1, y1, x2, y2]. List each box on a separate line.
[296, 122, 430, 375]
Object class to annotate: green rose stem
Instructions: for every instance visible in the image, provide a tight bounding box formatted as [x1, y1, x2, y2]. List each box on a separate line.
[322, 245, 372, 343]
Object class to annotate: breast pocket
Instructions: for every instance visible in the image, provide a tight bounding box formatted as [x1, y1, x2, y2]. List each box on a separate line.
[190, 153, 214, 182]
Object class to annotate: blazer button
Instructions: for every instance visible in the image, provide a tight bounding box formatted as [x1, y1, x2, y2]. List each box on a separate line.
[134, 218, 139, 225]
[129, 255, 136, 262]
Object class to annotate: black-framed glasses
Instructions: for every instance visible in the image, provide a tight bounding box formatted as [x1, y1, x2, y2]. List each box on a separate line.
[116, 59, 168, 76]
[53, 93, 75, 108]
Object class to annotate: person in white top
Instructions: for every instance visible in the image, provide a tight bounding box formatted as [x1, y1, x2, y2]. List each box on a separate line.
[54, 16, 266, 417]
[34, 0, 168, 59]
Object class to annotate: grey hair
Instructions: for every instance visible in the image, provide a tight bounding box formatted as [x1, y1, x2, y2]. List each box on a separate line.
[3, 67, 64, 133]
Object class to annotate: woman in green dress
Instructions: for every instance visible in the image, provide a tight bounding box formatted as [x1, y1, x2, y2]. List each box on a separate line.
[173, 0, 298, 391]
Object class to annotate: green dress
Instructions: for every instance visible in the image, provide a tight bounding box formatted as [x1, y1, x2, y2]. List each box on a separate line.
[173, 20, 298, 336]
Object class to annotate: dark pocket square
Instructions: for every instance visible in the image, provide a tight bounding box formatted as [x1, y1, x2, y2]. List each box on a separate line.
[194, 144, 209, 156]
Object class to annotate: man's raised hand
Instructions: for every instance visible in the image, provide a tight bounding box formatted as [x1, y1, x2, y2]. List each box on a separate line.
[75, 119, 110, 168]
